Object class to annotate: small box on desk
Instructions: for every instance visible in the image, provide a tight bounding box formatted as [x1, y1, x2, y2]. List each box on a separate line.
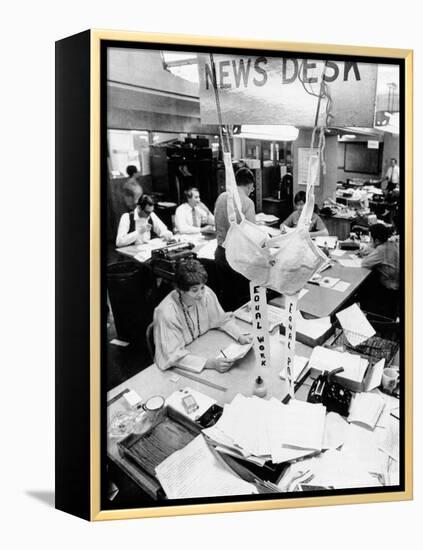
[279, 317, 334, 348]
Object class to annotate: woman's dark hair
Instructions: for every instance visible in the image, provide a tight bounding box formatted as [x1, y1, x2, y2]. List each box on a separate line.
[294, 191, 306, 204]
[369, 223, 391, 244]
[294, 190, 319, 213]
[175, 259, 208, 291]
[126, 165, 138, 177]
[235, 167, 255, 186]
[137, 194, 155, 210]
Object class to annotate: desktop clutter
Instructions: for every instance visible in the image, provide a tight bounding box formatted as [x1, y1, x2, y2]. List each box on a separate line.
[109, 298, 400, 499]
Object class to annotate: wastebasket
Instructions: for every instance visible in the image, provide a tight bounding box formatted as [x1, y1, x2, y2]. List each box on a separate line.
[107, 261, 155, 345]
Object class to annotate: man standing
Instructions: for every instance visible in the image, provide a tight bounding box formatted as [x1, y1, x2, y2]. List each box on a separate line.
[383, 158, 400, 192]
[174, 187, 215, 234]
[214, 167, 256, 311]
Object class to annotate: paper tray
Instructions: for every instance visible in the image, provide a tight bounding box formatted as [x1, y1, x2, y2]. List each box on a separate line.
[117, 406, 201, 496]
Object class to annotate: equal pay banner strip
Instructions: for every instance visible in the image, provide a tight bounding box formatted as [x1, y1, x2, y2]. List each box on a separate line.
[284, 293, 299, 399]
[250, 283, 271, 369]
[197, 54, 378, 127]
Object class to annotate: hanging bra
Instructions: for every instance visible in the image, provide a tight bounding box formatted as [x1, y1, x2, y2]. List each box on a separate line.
[223, 152, 327, 296]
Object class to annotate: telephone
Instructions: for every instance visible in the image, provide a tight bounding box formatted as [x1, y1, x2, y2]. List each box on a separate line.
[307, 367, 352, 417]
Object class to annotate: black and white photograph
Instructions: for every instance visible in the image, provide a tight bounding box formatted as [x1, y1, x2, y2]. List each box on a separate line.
[103, 40, 407, 512]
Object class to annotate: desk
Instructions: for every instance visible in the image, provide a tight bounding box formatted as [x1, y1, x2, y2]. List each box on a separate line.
[116, 233, 217, 263]
[269, 251, 371, 318]
[107, 320, 313, 497]
[321, 215, 356, 240]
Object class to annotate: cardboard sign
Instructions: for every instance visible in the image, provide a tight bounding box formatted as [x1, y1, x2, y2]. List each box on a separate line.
[249, 283, 271, 369]
[198, 54, 378, 127]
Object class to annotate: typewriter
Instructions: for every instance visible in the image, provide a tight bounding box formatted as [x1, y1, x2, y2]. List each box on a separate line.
[150, 241, 196, 280]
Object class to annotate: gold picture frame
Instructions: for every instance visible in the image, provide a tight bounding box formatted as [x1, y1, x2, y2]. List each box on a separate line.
[55, 29, 413, 521]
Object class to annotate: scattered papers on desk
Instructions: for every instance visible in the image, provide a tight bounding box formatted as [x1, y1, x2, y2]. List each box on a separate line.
[196, 238, 217, 260]
[279, 355, 309, 382]
[210, 394, 327, 465]
[342, 423, 386, 475]
[256, 212, 279, 223]
[155, 434, 257, 499]
[310, 274, 340, 288]
[313, 236, 338, 249]
[378, 415, 400, 462]
[218, 341, 253, 361]
[332, 280, 351, 292]
[322, 412, 349, 450]
[166, 387, 216, 422]
[268, 399, 326, 454]
[235, 303, 287, 331]
[309, 346, 368, 384]
[330, 249, 345, 257]
[336, 303, 376, 346]
[295, 313, 332, 341]
[176, 354, 205, 373]
[280, 448, 383, 491]
[338, 258, 362, 268]
[348, 392, 385, 429]
[134, 246, 153, 262]
[148, 237, 166, 248]
[365, 359, 385, 391]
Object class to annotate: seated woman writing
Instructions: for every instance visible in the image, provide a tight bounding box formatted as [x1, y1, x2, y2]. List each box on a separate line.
[281, 191, 329, 237]
[153, 259, 252, 372]
[116, 194, 173, 247]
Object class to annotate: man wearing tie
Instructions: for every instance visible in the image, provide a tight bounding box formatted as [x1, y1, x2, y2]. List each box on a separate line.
[174, 187, 215, 234]
[383, 158, 400, 192]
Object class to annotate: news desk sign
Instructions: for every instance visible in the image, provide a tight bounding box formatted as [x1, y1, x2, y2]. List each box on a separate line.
[198, 55, 378, 127]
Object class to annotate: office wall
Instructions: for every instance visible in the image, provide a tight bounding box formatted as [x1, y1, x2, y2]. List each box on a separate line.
[336, 141, 384, 181]
[292, 129, 338, 206]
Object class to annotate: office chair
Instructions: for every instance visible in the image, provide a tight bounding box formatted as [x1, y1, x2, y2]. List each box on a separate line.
[146, 322, 155, 361]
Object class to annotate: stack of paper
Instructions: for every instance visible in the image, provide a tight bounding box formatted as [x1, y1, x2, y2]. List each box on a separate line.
[155, 434, 257, 499]
[197, 239, 218, 260]
[279, 448, 384, 491]
[336, 303, 376, 346]
[206, 394, 327, 464]
[348, 392, 386, 429]
[295, 313, 332, 344]
[279, 355, 309, 382]
[176, 354, 205, 373]
[309, 346, 368, 386]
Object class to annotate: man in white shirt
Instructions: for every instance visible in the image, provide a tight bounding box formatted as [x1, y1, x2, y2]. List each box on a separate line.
[214, 167, 256, 311]
[174, 187, 215, 234]
[116, 195, 173, 247]
[383, 158, 400, 191]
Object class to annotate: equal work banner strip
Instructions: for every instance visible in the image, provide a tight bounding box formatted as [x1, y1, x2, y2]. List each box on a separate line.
[249, 283, 271, 369]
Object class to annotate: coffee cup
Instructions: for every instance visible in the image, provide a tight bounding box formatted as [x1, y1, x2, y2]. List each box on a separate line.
[381, 368, 399, 394]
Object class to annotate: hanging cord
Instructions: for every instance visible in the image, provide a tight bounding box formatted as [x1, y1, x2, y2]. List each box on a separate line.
[209, 53, 232, 157]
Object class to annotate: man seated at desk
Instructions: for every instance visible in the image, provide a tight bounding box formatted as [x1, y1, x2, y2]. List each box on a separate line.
[174, 187, 215, 234]
[358, 223, 399, 318]
[153, 259, 252, 372]
[281, 191, 329, 237]
[116, 194, 173, 247]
